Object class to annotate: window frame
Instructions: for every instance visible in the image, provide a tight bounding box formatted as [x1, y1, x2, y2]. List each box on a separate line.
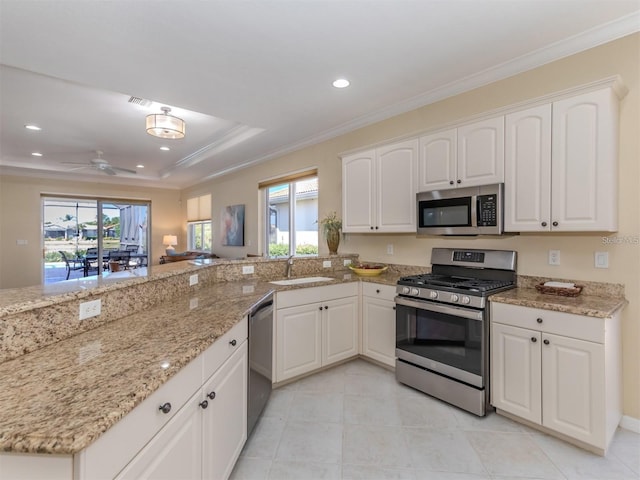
[187, 220, 212, 252]
[262, 173, 318, 258]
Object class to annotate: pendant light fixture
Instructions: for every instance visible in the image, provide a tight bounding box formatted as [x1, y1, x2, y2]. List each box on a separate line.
[146, 107, 186, 139]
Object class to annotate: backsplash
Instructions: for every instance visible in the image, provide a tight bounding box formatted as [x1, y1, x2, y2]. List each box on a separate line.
[0, 256, 626, 365]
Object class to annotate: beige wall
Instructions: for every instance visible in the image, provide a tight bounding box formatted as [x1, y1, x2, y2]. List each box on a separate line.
[0, 175, 183, 288]
[184, 34, 640, 418]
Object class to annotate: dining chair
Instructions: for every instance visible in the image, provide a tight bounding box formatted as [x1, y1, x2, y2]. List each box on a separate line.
[59, 251, 84, 280]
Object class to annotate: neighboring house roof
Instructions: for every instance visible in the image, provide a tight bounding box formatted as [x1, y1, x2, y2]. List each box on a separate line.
[269, 178, 318, 203]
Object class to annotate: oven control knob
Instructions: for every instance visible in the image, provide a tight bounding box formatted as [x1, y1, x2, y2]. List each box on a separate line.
[410, 288, 420, 296]
[402, 287, 411, 295]
[429, 291, 438, 299]
[461, 296, 471, 305]
[450, 294, 459, 302]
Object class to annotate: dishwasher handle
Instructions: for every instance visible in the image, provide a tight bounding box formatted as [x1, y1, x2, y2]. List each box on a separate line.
[250, 297, 273, 317]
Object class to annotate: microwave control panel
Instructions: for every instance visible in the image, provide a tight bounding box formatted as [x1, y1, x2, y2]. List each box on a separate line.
[477, 194, 497, 226]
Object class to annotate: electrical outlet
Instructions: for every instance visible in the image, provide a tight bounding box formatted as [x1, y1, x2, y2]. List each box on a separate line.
[343, 259, 352, 266]
[323, 260, 332, 268]
[16, 239, 28, 246]
[548, 250, 560, 266]
[387, 244, 394, 255]
[595, 252, 609, 268]
[79, 299, 101, 320]
[242, 265, 254, 274]
[189, 274, 198, 286]
[189, 297, 199, 309]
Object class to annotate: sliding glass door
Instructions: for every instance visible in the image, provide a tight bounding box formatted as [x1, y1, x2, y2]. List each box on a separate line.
[42, 196, 150, 284]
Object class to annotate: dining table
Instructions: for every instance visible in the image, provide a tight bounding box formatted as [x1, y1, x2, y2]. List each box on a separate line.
[83, 252, 147, 276]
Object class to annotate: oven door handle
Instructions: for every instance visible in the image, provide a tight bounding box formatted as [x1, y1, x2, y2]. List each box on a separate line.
[394, 296, 484, 321]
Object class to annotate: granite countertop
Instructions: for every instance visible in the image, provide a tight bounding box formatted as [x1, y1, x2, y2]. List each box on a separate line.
[490, 288, 627, 318]
[0, 270, 402, 455]
[0, 281, 273, 455]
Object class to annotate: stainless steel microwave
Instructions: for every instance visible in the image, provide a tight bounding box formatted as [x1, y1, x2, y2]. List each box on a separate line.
[417, 184, 504, 235]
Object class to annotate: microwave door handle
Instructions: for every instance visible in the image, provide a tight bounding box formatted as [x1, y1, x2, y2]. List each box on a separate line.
[470, 195, 478, 227]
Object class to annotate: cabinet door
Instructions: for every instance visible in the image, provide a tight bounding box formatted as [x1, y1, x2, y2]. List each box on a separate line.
[342, 150, 376, 232]
[491, 323, 542, 424]
[203, 341, 248, 480]
[362, 296, 396, 367]
[376, 139, 418, 232]
[457, 116, 505, 187]
[542, 333, 605, 448]
[418, 129, 457, 191]
[116, 391, 203, 480]
[551, 88, 618, 231]
[322, 296, 358, 366]
[276, 303, 322, 381]
[504, 105, 552, 232]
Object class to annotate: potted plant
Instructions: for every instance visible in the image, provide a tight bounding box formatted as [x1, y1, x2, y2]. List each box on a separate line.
[318, 211, 342, 254]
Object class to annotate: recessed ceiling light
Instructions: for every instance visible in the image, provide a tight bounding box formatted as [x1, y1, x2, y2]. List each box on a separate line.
[332, 78, 350, 88]
[160, 146, 170, 151]
[31, 152, 43, 157]
[25, 124, 42, 131]
[136, 164, 144, 169]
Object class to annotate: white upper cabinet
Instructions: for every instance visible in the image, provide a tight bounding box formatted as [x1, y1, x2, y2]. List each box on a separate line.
[418, 117, 504, 192]
[505, 87, 619, 232]
[418, 128, 457, 191]
[551, 88, 618, 231]
[342, 139, 417, 233]
[457, 116, 505, 187]
[504, 104, 552, 231]
[342, 149, 376, 233]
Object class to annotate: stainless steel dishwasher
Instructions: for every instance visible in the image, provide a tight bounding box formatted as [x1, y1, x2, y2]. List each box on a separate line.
[247, 292, 274, 436]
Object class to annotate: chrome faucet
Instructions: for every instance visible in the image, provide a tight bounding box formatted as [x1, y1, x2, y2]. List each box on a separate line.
[285, 255, 294, 278]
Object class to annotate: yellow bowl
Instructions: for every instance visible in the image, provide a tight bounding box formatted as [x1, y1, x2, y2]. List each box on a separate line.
[348, 264, 388, 276]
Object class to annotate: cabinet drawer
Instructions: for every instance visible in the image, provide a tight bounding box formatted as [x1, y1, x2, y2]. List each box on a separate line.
[491, 302, 604, 343]
[202, 316, 248, 381]
[277, 282, 358, 309]
[362, 282, 396, 302]
[78, 352, 203, 480]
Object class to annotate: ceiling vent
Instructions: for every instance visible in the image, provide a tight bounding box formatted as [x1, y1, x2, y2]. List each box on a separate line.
[128, 96, 153, 108]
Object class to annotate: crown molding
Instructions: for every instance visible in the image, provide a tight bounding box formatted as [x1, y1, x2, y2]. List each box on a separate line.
[224, 12, 640, 176]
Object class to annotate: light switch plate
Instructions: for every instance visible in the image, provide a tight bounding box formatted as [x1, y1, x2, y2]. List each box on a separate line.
[387, 244, 394, 255]
[323, 260, 332, 268]
[595, 252, 609, 268]
[343, 259, 352, 266]
[242, 265, 254, 274]
[189, 274, 198, 286]
[189, 297, 199, 309]
[548, 250, 560, 266]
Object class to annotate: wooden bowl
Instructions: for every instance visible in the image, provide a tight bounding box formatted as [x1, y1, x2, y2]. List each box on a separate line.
[348, 263, 388, 276]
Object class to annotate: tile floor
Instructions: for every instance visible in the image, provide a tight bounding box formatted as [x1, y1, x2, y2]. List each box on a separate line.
[230, 359, 639, 480]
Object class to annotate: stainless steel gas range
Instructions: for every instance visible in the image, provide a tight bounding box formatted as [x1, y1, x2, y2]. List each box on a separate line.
[395, 248, 517, 416]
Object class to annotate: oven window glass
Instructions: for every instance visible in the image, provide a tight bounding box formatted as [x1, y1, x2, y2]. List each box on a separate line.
[396, 303, 483, 377]
[419, 198, 471, 227]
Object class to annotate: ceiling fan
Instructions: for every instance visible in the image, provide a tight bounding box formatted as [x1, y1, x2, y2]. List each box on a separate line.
[61, 151, 137, 176]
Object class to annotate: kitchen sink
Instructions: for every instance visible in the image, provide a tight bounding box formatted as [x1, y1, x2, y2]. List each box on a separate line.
[269, 276, 334, 286]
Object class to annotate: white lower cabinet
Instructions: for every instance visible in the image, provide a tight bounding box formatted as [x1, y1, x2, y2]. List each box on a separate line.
[361, 283, 396, 367]
[76, 317, 248, 480]
[491, 302, 621, 454]
[276, 283, 358, 382]
[116, 342, 248, 480]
